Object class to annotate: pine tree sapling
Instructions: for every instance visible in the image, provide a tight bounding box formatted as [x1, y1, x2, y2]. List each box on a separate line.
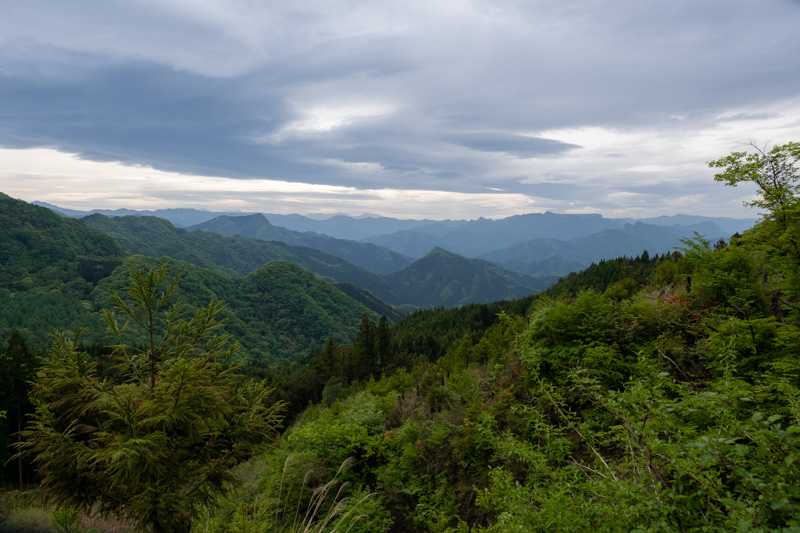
[18, 264, 284, 533]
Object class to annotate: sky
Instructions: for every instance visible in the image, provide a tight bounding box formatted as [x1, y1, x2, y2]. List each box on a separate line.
[1, 0, 800, 220]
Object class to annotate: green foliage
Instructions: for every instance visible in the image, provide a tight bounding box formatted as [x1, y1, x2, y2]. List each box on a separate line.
[203, 457, 380, 533]
[230, 143, 800, 532]
[238, 261, 380, 360]
[710, 141, 800, 320]
[51, 507, 81, 533]
[709, 141, 800, 214]
[18, 264, 284, 533]
[545, 251, 661, 299]
[9, 143, 800, 531]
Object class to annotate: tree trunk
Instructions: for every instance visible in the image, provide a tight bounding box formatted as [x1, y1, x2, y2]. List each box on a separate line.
[17, 405, 22, 489]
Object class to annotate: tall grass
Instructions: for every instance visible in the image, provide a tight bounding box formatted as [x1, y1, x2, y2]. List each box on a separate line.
[218, 456, 372, 533]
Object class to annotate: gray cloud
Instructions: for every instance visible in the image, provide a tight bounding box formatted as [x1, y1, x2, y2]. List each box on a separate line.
[0, 0, 799, 217]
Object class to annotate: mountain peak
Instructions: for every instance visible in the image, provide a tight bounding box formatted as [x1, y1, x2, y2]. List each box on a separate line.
[424, 246, 458, 258]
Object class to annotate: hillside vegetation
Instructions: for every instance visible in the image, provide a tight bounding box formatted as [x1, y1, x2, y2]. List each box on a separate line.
[192, 142, 800, 532]
[1, 143, 798, 532]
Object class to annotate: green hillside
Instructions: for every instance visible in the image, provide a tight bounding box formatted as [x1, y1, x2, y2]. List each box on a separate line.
[82, 213, 404, 306]
[0, 198, 383, 359]
[0, 194, 123, 343]
[202, 143, 795, 532]
[384, 247, 548, 308]
[83, 212, 543, 309]
[4, 143, 793, 533]
[238, 261, 380, 359]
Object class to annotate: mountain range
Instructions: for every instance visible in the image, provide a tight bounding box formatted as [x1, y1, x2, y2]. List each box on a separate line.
[2, 194, 555, 359]
[37, 202, 756, 280]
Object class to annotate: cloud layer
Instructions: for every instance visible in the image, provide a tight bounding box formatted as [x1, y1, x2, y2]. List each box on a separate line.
[1, 0, 799, 218]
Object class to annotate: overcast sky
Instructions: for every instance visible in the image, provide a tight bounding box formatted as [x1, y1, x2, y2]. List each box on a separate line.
[1, 0, 799, 220]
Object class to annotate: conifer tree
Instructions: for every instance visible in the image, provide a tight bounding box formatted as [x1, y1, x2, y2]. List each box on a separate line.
[352, 313, 377, 379]
[376, 315, 391, 376]
[18, 264, 283, 532]
[0, 330, 35, 488]
[317, 336, 340, 382]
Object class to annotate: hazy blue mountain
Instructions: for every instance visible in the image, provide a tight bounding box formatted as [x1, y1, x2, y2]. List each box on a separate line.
[483, 221, 729, 277]
[263, 213, 442, 241]
[569, 221, 727, 262]
[384, 247, 548, 308]
[364, 212, 627, 258]
[33, 202, 249, 228]
[188, 214, 411, 275]
[37, 201, 754, 262]
[628, 215, 757, 235]
[364, 230, 445, 259]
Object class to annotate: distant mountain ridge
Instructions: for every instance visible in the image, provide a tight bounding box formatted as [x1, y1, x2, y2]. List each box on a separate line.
[33, 202, 251, 228]
[35, 201, 756, 245]
[80, 211, 545, 309]
[36, 199, 757, 282]
[187, 214, 411, 275]
[478, 221, 730, 272]
[364, 213, 740, 260]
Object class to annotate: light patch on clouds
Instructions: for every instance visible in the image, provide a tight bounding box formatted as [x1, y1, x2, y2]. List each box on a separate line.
[512, 97, 800, 214]
[267, 102, 397, 141]
[321, 159, 385, 173]
[0, 147, 544, 219]
[627, 165, 669, 173]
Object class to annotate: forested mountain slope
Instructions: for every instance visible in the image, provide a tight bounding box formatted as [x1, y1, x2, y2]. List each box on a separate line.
[85, 212, 545, 309]
[0, 194, 123, 343]
[82, 213, 403, 304]
[384, 247, 552, 308]
[0, 197, 384, 358]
